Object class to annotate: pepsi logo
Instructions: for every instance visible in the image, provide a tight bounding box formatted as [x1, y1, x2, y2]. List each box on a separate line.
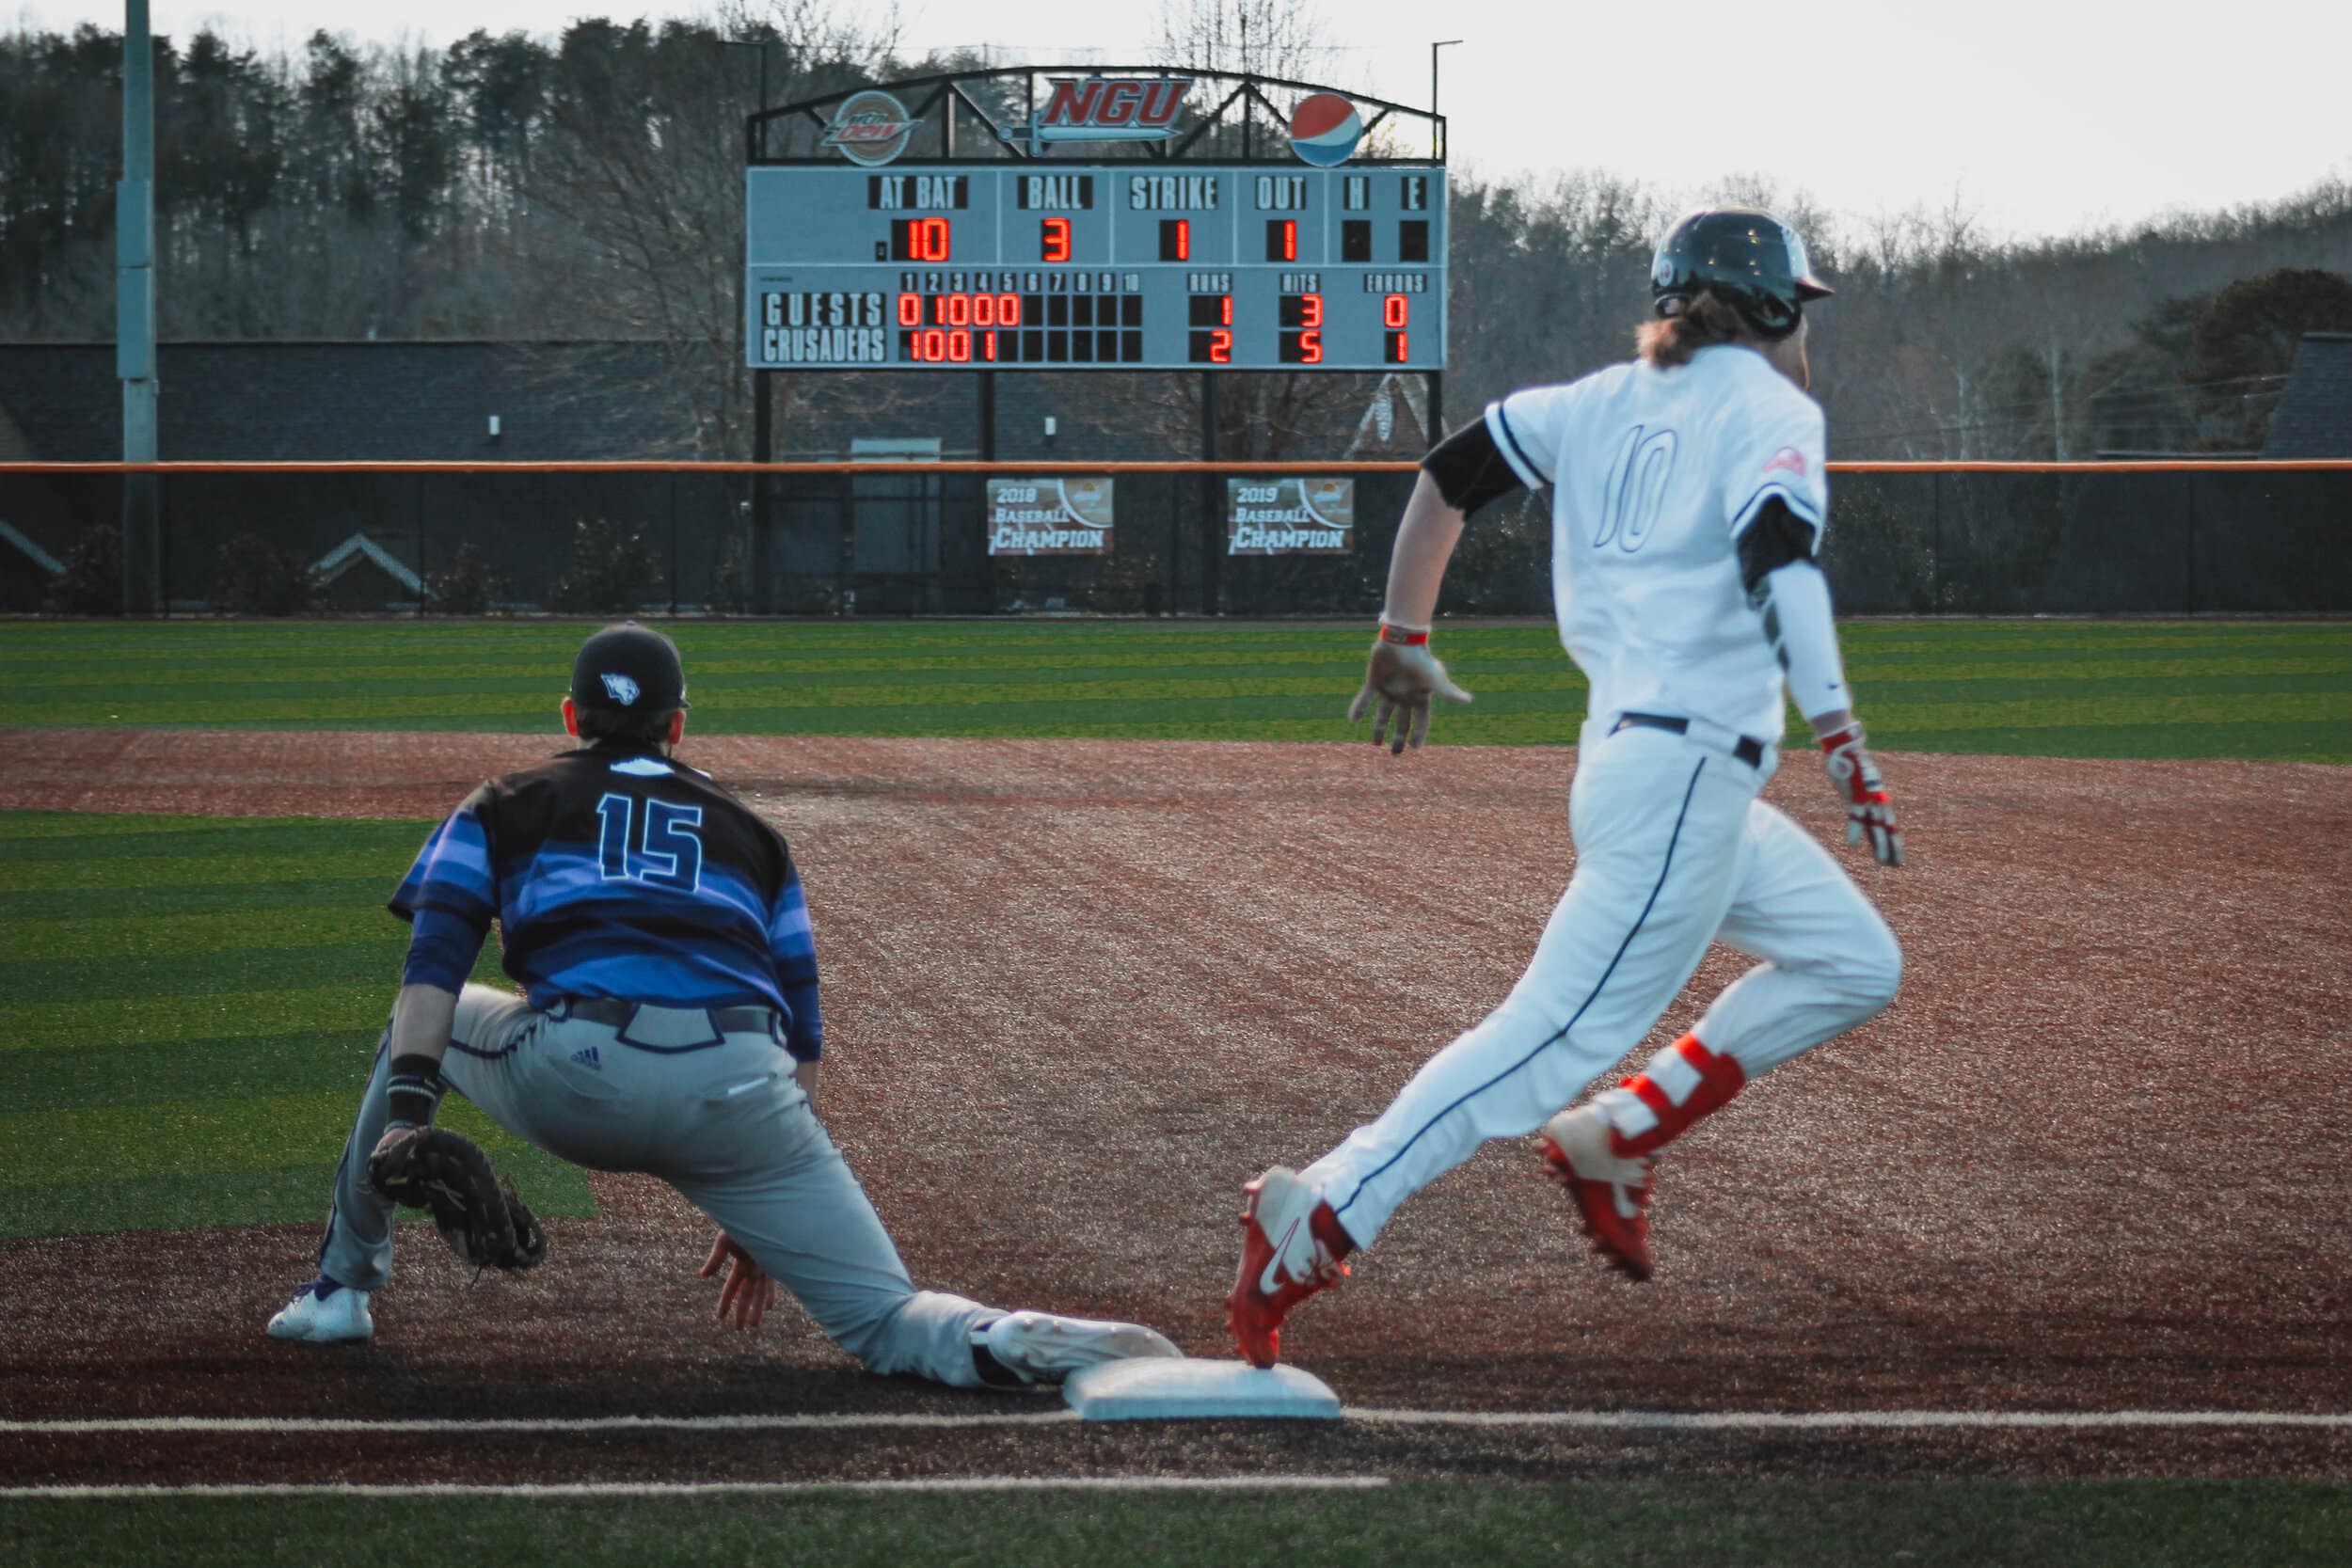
[1288, 93, 1361, 167]
[821, 89, 917, 167]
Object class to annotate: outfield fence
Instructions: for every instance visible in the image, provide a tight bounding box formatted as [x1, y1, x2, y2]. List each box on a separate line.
[4, 460, 2348, 617]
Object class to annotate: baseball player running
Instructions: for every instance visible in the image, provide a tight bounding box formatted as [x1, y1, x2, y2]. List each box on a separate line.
[1228, 209, 1905, 1367]
[270, 624, 1181, 1388]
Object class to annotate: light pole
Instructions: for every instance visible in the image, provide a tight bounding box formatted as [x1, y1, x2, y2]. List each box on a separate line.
[120, 0, 159, 614]
[1430, 40, 1463, 160]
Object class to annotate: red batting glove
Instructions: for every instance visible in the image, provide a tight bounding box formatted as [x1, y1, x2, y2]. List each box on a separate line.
[1819, 723, 1903, 867]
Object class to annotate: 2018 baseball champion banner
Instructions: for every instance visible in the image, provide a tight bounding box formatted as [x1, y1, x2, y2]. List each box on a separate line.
[985, 479, 1115, 555]
[1226, 479, 1355, 555]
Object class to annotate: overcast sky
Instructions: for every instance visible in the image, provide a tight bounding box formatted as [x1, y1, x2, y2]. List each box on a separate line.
[18, 0, 2350, 242]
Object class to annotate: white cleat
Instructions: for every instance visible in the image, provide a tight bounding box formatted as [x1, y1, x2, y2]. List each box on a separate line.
[980, 1310, 1183, 1386]
[266, 1275, 374, 1343]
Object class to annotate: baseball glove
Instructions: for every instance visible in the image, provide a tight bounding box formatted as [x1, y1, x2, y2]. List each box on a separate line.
[367, 1127, 547, 1274]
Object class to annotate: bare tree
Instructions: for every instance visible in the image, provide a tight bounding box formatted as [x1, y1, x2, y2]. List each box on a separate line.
[516, 6, 901, 457]
[1152, 0, 1332, 80]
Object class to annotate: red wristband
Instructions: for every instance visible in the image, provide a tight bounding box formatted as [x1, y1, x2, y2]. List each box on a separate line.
[1379, 624, 1430, 646]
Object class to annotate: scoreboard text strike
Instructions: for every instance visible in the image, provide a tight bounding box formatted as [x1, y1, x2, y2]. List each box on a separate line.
[745, 165, 1447, 372]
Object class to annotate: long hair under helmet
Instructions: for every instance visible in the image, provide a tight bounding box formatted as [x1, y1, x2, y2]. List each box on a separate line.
[1649, 207, 1833, 341]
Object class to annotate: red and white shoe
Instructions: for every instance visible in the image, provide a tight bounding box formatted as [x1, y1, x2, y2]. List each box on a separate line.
[1226, 1166, 1354, 1369]
[1539, 1105, 1656, 1281]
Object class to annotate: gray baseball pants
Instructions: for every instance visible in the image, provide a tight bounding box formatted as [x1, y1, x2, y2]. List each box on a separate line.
[317, 982, 996, 1387]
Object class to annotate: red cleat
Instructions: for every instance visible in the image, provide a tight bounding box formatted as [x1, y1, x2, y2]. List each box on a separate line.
[1538, 1105, 1656, 1281]
[1226, 1166, 1354, 1368]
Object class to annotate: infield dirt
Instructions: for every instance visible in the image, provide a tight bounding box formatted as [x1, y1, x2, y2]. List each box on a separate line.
[3, 731, 2347, 1483]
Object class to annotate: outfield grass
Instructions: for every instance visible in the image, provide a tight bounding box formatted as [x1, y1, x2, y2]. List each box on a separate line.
[3, 618, 2347, 760]
[0, 618, 2344, 1237]
[0, 812, 594, 1239]
[7, 1481, 2351, 1566]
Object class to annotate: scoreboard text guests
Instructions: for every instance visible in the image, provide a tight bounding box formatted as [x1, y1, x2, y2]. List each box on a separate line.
[745, 165, 1447, 372]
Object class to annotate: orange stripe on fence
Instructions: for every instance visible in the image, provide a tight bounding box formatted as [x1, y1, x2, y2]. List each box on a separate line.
[0, 460, 2348, 476]
[0, 460, 1420, 476]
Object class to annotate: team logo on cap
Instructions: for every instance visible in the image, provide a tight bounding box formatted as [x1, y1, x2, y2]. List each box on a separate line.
[600, 673, 642, 706]
[1288, 93, 1362, 167]
[821, 89, 918, 166]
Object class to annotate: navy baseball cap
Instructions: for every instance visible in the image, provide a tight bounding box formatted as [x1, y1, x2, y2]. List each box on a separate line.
[570, 623, 690, 715]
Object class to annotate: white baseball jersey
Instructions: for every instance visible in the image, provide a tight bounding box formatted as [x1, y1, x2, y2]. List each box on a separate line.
[1485, 343, 1831, 742]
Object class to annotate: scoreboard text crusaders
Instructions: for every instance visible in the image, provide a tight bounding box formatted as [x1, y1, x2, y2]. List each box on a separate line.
[744, 72, 1448, 374]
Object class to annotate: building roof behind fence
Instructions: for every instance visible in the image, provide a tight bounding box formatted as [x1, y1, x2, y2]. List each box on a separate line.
[2265, 332, 2352, 458]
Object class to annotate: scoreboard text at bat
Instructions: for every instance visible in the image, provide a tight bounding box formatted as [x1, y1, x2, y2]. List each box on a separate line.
[743, 165, 1448, 372]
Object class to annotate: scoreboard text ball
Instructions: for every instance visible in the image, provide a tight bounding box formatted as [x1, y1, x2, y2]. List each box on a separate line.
[744, 164, 1447, 372]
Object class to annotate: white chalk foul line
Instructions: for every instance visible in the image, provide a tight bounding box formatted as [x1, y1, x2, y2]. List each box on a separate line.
[0, 1413, 1077, 1435]
[0, 1477, 1391, 1500]
[1347, 1409, 2352, 1432]
[6, 1408, 2351, 1436]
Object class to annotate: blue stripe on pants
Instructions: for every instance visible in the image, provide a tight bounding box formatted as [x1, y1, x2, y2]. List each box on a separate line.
[1332, 756, 1708, 1222]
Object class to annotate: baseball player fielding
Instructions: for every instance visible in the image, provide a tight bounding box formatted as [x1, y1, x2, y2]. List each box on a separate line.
[268, 623, 1181, 1390]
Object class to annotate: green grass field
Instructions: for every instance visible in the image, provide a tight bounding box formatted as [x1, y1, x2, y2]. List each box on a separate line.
[0, 617, 2345, 1237]
[4, 618, 2349, 759]
[3, 618, 2346, 1560]
[8, 1481, 2352, 1567]
[0, 812, 591, 1238]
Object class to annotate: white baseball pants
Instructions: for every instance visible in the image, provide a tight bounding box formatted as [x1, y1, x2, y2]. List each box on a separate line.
[318, 985, 998, 1386]
[1309, 723, 1900, 1248]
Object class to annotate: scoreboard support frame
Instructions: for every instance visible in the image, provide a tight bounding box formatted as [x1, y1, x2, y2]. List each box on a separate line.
[742, 65, 1449, 616]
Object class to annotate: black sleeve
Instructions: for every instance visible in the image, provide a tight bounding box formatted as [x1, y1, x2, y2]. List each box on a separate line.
[1737, 497, 1821, 594]
[1422, 420, 1528, 516]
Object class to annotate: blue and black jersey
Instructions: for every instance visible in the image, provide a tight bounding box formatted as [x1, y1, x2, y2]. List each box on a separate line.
[389, 740, 823, 1060]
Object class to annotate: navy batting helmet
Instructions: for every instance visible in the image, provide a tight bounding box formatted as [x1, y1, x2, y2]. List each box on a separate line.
[1650, 208, 1833, 341]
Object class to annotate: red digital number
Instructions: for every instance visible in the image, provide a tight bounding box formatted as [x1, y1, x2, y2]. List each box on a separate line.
[907, 217, 949, 261]
[946, 293, 971, 326]
[947, 330, 971, 362]
[999, 293, 1022, 325]
[1042, 217, 1072, 263]
[1300, 329, 1322, 364]
[1384, 293, 1409, 328]
[983, 330, 998, 361]
[897, 293, 921, 327]
[1219, 294, 1232, 325]
[1174, 218, 1189, 261]
[1210, 329, 1232, 364]
[918, 328, 946, 360]
[1300, 293, 1323, 328]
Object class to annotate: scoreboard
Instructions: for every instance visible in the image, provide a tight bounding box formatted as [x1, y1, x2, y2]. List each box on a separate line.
[744, 164, 1447, 372]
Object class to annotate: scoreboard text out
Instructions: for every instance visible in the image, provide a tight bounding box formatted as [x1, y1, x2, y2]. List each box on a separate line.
[745, 164, 1447, 372]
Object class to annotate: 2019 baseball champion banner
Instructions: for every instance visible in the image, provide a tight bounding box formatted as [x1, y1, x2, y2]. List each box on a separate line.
[1226, 479, 1355, 555]
[984, 479, 1115, 555]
